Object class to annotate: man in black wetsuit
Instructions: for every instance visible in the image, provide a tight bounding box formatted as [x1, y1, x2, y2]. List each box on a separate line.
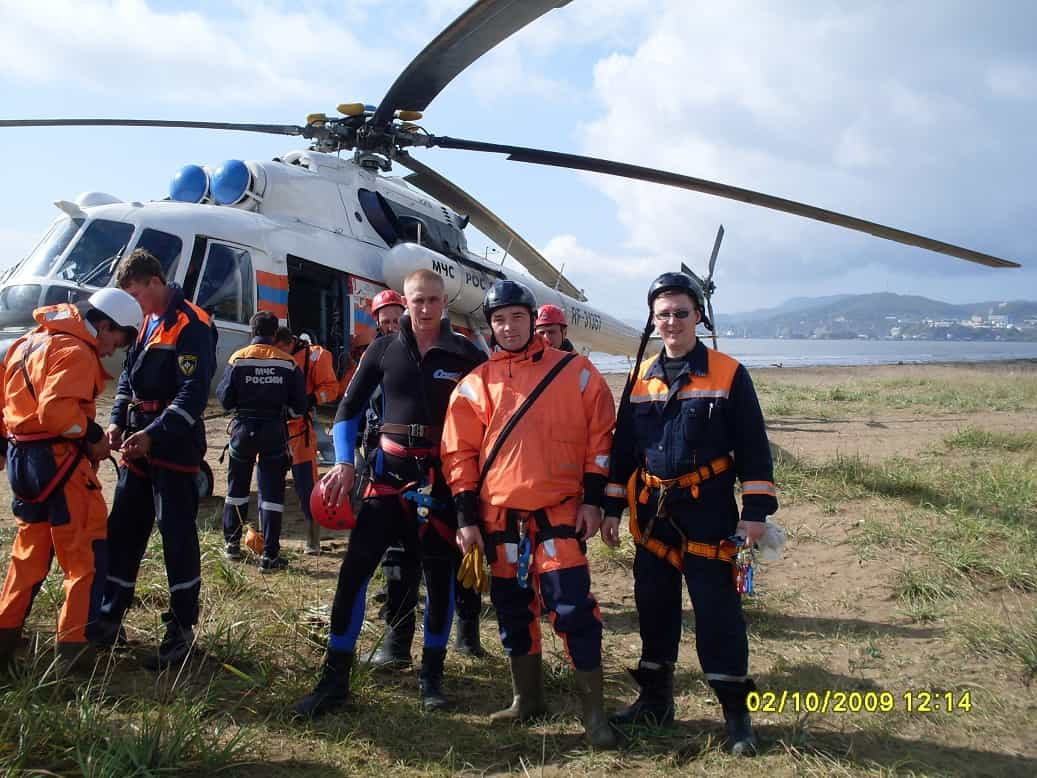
[294, 263, 486, 718]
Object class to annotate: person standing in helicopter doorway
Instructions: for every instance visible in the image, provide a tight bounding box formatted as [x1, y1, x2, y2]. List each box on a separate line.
[293, 259, 486, 718]
[272, 326, 339, 555]
[96, 249, 217, 670]
[220, 313, 307, 570]
[601, 272, 778, 756]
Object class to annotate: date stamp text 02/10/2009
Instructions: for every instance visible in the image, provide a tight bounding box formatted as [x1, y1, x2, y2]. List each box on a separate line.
[748, 690, 974, 715]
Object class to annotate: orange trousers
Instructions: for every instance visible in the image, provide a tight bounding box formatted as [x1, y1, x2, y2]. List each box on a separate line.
[0, 456, 107, 644]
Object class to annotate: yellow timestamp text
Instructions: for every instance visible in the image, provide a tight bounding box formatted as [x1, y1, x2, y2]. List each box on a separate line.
[747, 689, 973, 714]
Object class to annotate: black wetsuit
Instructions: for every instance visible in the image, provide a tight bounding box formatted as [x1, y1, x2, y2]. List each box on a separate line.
[327, 315, 485, 654]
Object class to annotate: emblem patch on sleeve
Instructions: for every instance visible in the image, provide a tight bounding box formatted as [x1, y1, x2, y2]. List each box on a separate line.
[178, 354, 199, 376]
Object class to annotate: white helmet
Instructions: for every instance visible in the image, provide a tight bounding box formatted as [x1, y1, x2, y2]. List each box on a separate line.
[88, 287, 144, 333]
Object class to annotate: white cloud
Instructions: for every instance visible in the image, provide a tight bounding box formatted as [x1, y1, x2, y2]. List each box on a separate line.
[567, 0, 1036, 311]
[0, 0, 398, 105]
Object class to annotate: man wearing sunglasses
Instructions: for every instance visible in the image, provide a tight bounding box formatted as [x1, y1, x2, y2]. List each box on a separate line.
[600, 272, 778, 756]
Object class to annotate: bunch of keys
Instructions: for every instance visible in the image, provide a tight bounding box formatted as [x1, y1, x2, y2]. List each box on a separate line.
[516, 524, 532, 589]
[730, 535, 756, 595]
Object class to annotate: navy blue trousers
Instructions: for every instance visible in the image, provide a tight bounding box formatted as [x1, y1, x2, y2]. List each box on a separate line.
[101, 462, 201, 629]
[222, 421, 288, 559]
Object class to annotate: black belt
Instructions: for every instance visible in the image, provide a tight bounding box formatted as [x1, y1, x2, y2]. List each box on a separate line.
[380, 422, 441, 441]
[483, 508, 581, 564]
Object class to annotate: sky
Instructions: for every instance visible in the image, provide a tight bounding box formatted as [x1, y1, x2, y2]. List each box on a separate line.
[0, 0, 1034, 321]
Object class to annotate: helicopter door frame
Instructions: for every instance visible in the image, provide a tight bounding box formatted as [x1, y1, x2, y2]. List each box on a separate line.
[185, 237, 263, 334]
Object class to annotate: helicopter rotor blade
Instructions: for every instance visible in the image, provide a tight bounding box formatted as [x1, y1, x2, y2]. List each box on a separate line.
[428, 136, 1021, 269]
[707, 224, 724, 281]
[371, 0, 572, 128]
[396, 151, 584, 300]
[0, 118, 310, 137]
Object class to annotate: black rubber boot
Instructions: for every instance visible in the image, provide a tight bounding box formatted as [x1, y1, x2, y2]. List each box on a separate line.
[366, 621, 414, 671]
[712, 680, 758, 756]
[419, 646, 450, 711]
[574, 667, 618, 748]
[294, 649, 354, 719]
[454, 615, 486, 658]
[143, 621, 195, 671]
[56, 642, 98, 675]
[490, 654, 548, 723]
[0, 627, 21, 675]
[610, 662, 675, 726]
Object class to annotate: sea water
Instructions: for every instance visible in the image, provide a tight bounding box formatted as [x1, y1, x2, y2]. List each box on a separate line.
[589, 338, 1037, 374]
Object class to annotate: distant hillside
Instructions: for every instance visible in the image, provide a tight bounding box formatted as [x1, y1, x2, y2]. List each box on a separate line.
[718, 293, 1037, 341]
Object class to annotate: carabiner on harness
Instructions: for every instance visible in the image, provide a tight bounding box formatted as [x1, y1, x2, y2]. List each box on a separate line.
[516, 521, 533, 589]
[729, 535, 756, 595]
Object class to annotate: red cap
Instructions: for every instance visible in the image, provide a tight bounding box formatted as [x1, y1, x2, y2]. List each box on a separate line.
[371, 289, 405, 316]
[309, 477, 356, 531]
[536, 304, 567, 327]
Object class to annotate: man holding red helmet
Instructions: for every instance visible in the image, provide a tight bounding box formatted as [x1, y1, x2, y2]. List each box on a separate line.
[534, 304, 575, 352]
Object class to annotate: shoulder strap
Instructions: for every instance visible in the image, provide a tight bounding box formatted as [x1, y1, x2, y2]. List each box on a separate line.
[477, 352, 578, 489]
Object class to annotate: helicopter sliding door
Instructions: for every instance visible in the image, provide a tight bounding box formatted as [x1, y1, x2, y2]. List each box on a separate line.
[182, 238, 258, 370]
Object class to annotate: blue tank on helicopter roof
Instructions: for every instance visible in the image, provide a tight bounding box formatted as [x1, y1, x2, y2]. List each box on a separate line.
[169, 164, 209, 204]
[212, 159, 253, 205]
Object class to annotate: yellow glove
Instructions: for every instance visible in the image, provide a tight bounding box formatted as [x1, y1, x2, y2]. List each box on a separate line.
[458, 546, 490, 593]
[457, 550, 475, 589]
[472, 546, 490, 593]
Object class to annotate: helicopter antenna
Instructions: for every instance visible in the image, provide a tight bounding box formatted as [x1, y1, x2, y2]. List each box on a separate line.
[500, 236, 513, 267]
[553, 262, 566, 291]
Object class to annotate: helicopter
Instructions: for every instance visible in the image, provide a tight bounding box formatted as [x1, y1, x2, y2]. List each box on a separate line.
[0, 0, 1022, 381]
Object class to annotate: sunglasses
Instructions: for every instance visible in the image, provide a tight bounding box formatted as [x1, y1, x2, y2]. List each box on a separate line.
[653, 309, 692, 322]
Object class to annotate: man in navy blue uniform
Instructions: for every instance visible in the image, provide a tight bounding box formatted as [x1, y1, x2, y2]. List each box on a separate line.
[602, 272, 778, 756]
[97, 249, 217, 669]
[218, 312, 307, 570]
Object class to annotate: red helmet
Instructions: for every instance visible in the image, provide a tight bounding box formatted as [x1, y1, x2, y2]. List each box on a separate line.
[309, 478, 356, 531]
[371, 289, 405, 316]
[536, 304, 567, 328]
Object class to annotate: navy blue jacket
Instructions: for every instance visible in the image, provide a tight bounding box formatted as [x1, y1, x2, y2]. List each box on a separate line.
[110, 284, 216, 466]
[605, 340, 777, 525]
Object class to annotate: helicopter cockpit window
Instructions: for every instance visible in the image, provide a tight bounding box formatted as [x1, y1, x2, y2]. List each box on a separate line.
[195, 243, 254, 325]
[20, 217, 84, 278]
[135, 229, 183, 279]
[358, 189, 400, 247]
[53, 219, 133, 287]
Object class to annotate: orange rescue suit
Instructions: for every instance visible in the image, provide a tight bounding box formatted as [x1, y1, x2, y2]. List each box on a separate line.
[441, 338, 615, 577]
[0, 304, 110, 644]
[286, 342, 338, 471]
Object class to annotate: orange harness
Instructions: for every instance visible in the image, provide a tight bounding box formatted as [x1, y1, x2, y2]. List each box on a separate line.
[626, 456, 737, 571]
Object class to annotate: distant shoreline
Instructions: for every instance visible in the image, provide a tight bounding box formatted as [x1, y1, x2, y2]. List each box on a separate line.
[596, 355, 1037, 376]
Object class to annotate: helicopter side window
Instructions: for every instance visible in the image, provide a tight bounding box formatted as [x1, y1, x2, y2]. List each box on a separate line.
[194, 243, 254, 325]
[135, 229, 183, 279]
[20, 217, 84, 278]
[53, 219, 134, 287]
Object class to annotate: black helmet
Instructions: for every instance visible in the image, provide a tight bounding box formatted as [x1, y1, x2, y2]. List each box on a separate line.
[647, 271, 712, 330]
[482, 279, 537, 322]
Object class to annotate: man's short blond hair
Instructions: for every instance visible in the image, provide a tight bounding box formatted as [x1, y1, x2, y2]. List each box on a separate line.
[403, 268, 446, 292]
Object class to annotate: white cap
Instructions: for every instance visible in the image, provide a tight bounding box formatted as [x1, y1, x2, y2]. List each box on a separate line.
[88, 287, 144, 332]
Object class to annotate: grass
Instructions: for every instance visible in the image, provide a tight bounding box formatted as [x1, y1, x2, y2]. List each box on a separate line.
[758, 371, 1037, 420]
